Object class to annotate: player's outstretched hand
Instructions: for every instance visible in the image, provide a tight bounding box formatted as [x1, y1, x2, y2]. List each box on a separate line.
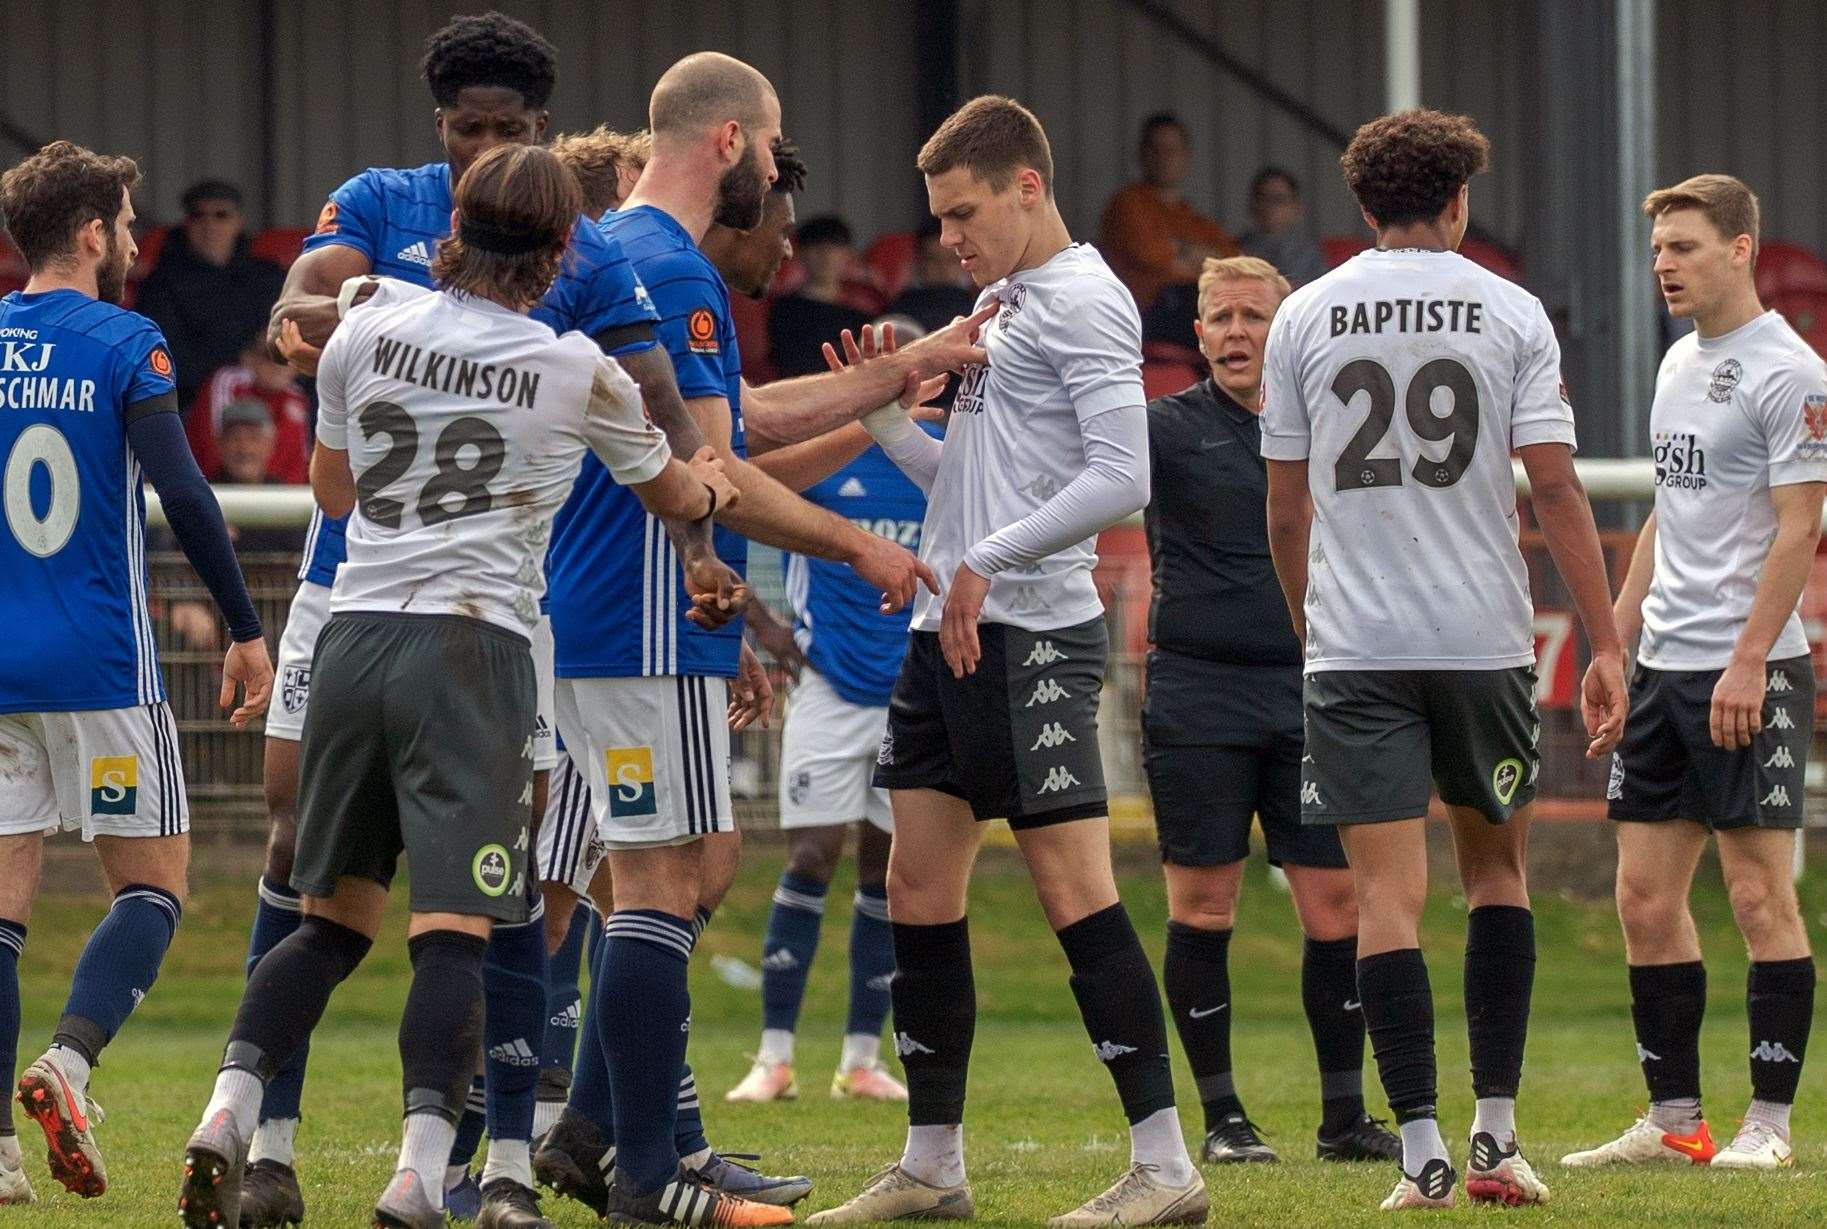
[1709, 656, 1766, 751]
[683, 546, 751, 631]
[728, 641, 774, 732]
[1581, 649, 1628, 758]
[850, 534, 940, 615]
[276, 318, 324, 377]
[221, 636, 275, 729]
[939, 562, 990, 679]
[899, 302, 996, 377]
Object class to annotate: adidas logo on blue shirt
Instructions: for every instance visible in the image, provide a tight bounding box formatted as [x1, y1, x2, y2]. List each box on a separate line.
[838, 476, 868, 498]
[396, 241, 433, 267]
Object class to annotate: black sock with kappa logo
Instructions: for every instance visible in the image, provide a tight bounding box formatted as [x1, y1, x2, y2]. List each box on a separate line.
[1748, 958, 1814, 1104]
[1162, 921, 1241, 1128]
[1465, 906, 1535, 1099]
[1062, 904, 1175, 1125]
[1628, 961, 1705, 1103]
[890, 918, 975, 1126]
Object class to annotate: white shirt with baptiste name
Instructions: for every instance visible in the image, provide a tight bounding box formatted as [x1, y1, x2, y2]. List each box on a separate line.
[1639, 310, 1827, 671]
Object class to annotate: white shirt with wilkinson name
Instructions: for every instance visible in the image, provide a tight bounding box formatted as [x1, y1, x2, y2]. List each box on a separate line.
[1639, 310, 1827, 670]
[314, 281, 670, 637]
[913, 242, 1146, 632]
[1260, 247, 1576, 671]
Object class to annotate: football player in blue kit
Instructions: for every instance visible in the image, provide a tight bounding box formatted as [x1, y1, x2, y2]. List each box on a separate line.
[0, 140, 272, 1206]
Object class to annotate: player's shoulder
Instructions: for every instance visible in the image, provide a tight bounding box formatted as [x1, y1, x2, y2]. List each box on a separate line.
[1035, 243, 1131, 306]
[51, 295, 166, 354]
[602, 208, 717, 291]
[1749, 312, 1827, 382]
[348, 161, 447, 201]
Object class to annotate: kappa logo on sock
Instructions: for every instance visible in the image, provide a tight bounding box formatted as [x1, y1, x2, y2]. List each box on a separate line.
[1091, 1040, 1137, 1062]
[1751, 1040, 1801, 1063]
[762, 948, 801, 972]
[894, 1032, 935, 1057]
[1636, 1043, 1662, 1062]
[487, 1038, 540, 1068]
[88, 755, 138, 816]
[130, 988, 146, 1008]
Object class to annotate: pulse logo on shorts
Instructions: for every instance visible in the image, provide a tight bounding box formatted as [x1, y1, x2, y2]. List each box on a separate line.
[89, 756, 138, 816]
[1492, 757, 1524, 806]
[606, 746, 658, 818]
[472, 844, 511, 897]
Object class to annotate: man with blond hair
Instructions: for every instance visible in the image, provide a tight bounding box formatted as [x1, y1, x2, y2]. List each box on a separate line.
[1144, 256, 1398, 1169]
[549, 125, 651, 216]
[1565, 173, 1825, 1173]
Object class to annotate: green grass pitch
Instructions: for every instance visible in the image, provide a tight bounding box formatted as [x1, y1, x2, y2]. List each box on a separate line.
[6, 839, 1827, 1226]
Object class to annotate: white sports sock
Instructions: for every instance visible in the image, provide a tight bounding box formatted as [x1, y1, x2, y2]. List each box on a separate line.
[838, 1033, 880, 1074]
[900, 1123, 965, 1188]
[680, 1145, 714, 1170]
[202, 1067, 265, 1142]
[481, 1138, 533, 1190]
[399, 1113, 457, 1210]
[1745, 1098, 1793, 1139]
[1471, 1097, 1515, 1143]
[47, 1045, 92, 1097]
[1398, 1118, 1450, 1173]
[758, 1028, 796, 1066]
[532, 1099, 565, 1139]
[248, 1116, 298, 1166]
[444, 1164, 469, 1192]
[1647, 1098, 1702, 1131]
[1129, 1106, 1196, 1187]
[0, 1134, 22, 1169]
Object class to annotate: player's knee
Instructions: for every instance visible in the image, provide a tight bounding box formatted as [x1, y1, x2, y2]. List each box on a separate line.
[1164, 869, 1240, 930]
[785, 838, 842, 884]
[1726, 872, 1790, 942]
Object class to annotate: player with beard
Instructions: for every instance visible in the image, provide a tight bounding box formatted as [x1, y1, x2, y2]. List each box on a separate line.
[0, 140, 272, 1205]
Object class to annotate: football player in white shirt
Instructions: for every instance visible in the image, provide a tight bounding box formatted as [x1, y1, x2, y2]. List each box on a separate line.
[1565, 175, 1827, 1174]
[177, 144, 735, 1229]
[1261, 110, 1626, 1211]
[814, 96, 1205, 1229]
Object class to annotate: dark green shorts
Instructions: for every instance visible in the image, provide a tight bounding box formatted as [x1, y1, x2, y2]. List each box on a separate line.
[292, 611, 536, 922]
[1300, 667, 1540, 826]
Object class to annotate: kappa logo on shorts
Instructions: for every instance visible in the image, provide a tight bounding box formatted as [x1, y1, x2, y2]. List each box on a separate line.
[472, 844, 512, 897]
[606, 746, 658, 818]
[787, 769, 812, 806]
[877, 732, 895, 766]
[1037, 765, 1081, 795]
[1607, 752, 1625, 801]
[1300, 780, 1321, 806]
[1025, 679, 1069, 707]
[1023, 640, 1067, 667]
[1030, 722, 1076, 750]
[1760, 784, 1793, 808]
[1768, 669, 1794, 694]
[1769, 707, 1796, 731]
[1765, 745, 1795, 769]
[89, 755, 138, 816]
[1492, 758, 1524, 806]
[280, 664, 311, 715]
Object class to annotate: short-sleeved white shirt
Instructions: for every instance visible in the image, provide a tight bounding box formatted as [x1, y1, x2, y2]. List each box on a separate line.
[1639, 310, 1827, 670]
[1260, 247, 1576, 671]
[315, 282, 669, 636]
[914, 243, 1145, 632]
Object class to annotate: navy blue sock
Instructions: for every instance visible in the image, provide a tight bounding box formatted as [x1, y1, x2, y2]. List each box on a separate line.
[569, 917, 613, 1135]
[482, 915, 548, 1144]
[246, 878, 308, 1124]
[846, 885, 894, 1041]
[598, 910, 694, 1195]
[542, 904, 591, 1079]
[448, 1076, 487, 1169]
[56, 884, 180, 1060]
[0, 919, 22, 1135]
[761, 874, 827, 1034]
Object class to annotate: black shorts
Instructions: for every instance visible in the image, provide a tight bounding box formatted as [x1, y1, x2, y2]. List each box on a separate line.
[874, 618, 1108, 828]
[1301, 667, 1540, 826]
[1143, 653, 1345, 869]
[292, 612, 536, 922]
[1607, 655, 1813, 830]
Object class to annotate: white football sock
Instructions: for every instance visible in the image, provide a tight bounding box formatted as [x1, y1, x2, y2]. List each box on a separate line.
[1647, 1098, 1703, 1131]
[1745, 1098, 1793, 1140]
[758, 1028, 795, 1066]
[1129, 1106, 1196, 1187]
[680, 1145, 714, 1170]
[1399, 1117, 1450, 1173]
[202, 1066, 265, 1142]
[248, 1116, 298, 1166]
[532, 1099, 565, 1139]
[399, 1113, 456, 1210]
[47, 1045, 92, 1097]
[839, 1033, 880, 1074]
[444, 1163, 469, 1192]
[481, 1138, 533, 1189]
[0, 1134, 22, 1168]
[1471, 1097, 1515, 1142]
[900, 1123, 965, 1187]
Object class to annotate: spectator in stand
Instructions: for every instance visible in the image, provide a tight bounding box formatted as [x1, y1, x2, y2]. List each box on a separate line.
[1238, 167, 1328, 289]
[187, 330, 311, 483]
[136, 179, 285, 409]
[1100, 113, 1238, 314]
[768, 214, 872, 377]
[548, 124, 651, 216]
[888, 215, 977, 333]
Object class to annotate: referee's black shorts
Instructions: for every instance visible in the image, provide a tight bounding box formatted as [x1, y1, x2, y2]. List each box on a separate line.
[1142, 650, 1345, 869]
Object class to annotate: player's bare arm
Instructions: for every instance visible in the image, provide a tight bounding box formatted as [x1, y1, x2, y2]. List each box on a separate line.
[683, 394, 938, 613]
[1612, 509, 1658, 647]
[1711, 481, 1825, 750]
[309, 442, 356, 520]
[268, 242, 371, 357]
[1264, 457, 1313, 644]
[628, 445, 737, 523]
[1519, 441, 1627, 757]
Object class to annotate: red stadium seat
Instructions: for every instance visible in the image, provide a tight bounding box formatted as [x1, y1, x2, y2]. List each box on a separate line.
[863, 231, 917, 302]
[1770, 289, 1827, 359]
[251, 227, 312, 268]
[1141, 358, 1198, 401]
[131, 225, 168, 279]
[1756, 241, 1827, 301]
[1321, 234, 1370, 268]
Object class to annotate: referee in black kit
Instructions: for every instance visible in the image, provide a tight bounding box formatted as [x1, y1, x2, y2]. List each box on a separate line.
[1142, 256, 1399, 1166]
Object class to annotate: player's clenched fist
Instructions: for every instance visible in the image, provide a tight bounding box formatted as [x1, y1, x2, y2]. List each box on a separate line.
[684, 444, 740, 517]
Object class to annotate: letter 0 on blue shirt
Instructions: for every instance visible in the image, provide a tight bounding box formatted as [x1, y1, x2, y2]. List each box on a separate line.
[294, 161, 661, 584]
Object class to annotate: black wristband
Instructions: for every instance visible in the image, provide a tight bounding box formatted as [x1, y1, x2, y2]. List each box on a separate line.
[701, 482, 718, 520]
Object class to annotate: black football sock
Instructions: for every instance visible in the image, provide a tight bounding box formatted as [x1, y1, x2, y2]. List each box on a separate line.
[1464, 906, 1534, 1101]
[1356, 948, 1437, 1125]
[1747, 958, 1814, 1105]
[1302, 934, 1367, 1135]
[1628, 961, 1705, 1105]
[1163, 921, 1242, 1128]
[399, 930, 489, 1124]
[891, 919, 975, 1126]
[1060, 905, 1175, 1125]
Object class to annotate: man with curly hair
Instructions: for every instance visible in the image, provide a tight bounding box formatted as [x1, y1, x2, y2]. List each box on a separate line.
[1261, 109, 1628, 1210]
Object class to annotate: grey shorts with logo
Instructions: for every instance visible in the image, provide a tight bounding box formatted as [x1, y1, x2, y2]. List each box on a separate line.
[1300, 667, 1540, 826]
[292, 611, 536, 922]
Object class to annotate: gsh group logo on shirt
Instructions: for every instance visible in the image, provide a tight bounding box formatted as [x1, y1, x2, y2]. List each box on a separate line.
[606, 746, 658, 817]
[1652, 431, 1707, 491]
[89, 756, 138, 816]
